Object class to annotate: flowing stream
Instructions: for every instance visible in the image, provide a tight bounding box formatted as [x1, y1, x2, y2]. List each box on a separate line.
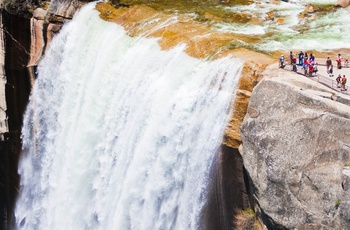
[15, 3, 242, 229]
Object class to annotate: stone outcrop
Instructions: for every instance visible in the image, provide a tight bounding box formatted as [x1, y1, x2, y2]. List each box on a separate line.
[0, 15, 7, 137]
[223, 58, 272, 149]
[240, 66, 350, 229]
[46, 0, 91, 22]
[335, 0, 350, 8]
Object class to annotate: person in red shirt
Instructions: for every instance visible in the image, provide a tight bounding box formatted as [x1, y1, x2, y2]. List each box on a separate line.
[341, 75, 347, 91]
[308, 64, 314, 77]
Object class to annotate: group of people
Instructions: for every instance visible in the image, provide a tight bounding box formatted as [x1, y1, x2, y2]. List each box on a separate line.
[336, 74, 347, 91]
[279, 51, 319, 77]
[279, 51, 349, 92]
[327, 55, 348, 91]
[326, 55, 349, 77]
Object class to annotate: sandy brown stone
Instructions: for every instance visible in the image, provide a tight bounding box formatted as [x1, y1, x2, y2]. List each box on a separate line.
[223, 61, 270, 148]
[33, 8, 46, 20]
[28, 18, 44, 67]
[335, 0, 350, 8]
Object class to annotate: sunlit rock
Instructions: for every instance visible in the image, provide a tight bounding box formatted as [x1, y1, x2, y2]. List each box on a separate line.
[33, 7, 46, 20]
[46, 0, 86, 22]
[265, 10, 275, 21]
[276, 18, 284, 24]
[335, 0, 350, 8]
[223, 58, 274, 149]
[305, 4, 316, 13]
[28, 18, 44, 67]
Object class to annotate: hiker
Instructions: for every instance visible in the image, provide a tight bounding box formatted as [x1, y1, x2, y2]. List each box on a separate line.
[346, 59, 349, 68]
[313, 63, 318, 75]
[279, 55, 285, 68]
[298, 51, 304, 66]
[303, 58, 309, 75]
[329, 64, 333, 77]
[336, 74, 342, 88]
[337, 54, 342, 69]
[290, 51, 293, 64]
[292, 56, 297, 72]
[304, 52, 308, 60]
[341, 75, 347, 91]
[326, 57, 332, 73]
[309, 53, 315, 62]
[308, 64, 314, 77]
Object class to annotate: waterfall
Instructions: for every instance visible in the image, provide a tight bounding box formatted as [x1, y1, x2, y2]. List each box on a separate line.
[15, 3, 243, 230]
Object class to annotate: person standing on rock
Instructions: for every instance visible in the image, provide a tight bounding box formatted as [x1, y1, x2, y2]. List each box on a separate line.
[292, 56, 297, 72]
[303, 57, 309, 75]
[329, 64, 333, 77]
[341, 75, 347, 91]
[290, 51, 293, 64]
[298, 51, 304, 66]
[308, 64, 314, 77]
[326, 57, 332, 74]
[279, 55, 285, 68]
[337, 54, 342, 69]
[336, 74, 342, 88]
[309, 53, 315, 62]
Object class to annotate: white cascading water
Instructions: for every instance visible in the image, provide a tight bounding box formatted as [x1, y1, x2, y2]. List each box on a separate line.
[15, 3, 242, 230]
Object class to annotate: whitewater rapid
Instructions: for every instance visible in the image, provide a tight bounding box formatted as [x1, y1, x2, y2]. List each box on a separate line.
[15, 3, 242, 230]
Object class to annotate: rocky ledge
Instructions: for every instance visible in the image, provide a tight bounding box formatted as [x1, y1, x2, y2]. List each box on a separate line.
[240, 65, 350, 229]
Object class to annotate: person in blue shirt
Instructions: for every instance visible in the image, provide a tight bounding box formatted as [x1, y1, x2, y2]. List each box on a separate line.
[298, 51, 304, 66]
[280, 55, 285, 68]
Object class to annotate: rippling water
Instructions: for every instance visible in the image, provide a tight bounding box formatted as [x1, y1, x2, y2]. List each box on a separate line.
[124, 0, 350, 52]
[216, 0, 350, 51]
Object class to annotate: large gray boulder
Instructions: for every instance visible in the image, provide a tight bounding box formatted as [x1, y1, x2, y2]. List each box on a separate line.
[240, 67, 350, 229]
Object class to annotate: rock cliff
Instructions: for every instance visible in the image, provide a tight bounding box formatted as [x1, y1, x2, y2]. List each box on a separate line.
[5, 0, 350, 229]
[336, 0, 350, 8]
[240, 65, 350, 229]
[1, 1, 88, 228]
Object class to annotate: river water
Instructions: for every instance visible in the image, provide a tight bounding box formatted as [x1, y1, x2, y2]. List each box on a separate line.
[15, 3, 242, 229]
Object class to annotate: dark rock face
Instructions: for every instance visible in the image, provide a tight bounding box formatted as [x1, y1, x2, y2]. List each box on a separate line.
[1, 11, 32, 229]
[0, 1, 86, 228]
[240, 70, 350, 229]
[202, 146, 251, 230]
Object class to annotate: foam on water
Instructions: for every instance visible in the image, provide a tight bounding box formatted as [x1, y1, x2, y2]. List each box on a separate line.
[215, 0, 350, 51]
[15, 3, 242, 230]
